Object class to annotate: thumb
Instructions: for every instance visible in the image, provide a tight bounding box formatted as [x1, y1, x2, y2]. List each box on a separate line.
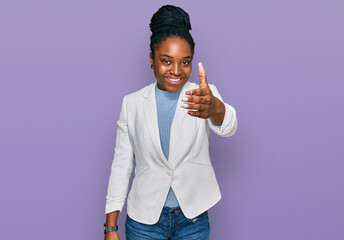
[198, 62, 208, 88]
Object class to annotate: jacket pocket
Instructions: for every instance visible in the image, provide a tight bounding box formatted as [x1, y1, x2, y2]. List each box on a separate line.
[188, 161, 213, 167]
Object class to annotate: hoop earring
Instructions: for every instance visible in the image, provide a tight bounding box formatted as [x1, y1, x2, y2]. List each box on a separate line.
[151, 64, 154, 69]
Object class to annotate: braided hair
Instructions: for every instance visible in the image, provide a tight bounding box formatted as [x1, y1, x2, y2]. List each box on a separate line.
[149, 5, 195, 59]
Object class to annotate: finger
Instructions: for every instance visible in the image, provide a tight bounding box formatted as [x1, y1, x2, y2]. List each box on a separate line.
[187, 110, 208, 119]
[198, 62, 208, 88]
[181, 103, 207, 111]
[182, 95, 211, 104]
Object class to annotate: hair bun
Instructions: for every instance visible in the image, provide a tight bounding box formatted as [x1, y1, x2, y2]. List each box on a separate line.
[150, 5, 192, 34]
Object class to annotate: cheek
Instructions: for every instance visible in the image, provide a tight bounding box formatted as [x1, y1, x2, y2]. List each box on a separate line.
[184, 67, 192, 77]
[154, 66, 166, 79]
[157, 66, 169, 75]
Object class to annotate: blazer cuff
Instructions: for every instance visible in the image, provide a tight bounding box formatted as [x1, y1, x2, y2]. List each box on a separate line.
[208, 103, 237, 137]
[105, 197, 125, 214]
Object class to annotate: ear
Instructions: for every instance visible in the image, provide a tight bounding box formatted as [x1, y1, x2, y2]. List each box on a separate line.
[150, 52, 154, 66]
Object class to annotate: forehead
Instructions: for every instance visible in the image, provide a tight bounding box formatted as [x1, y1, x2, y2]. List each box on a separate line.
[155, 37, 192, 57]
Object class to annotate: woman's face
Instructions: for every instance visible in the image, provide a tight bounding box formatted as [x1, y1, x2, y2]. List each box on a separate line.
[150, 36, 193, 92]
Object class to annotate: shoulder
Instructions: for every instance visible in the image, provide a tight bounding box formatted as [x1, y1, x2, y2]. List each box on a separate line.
[186, 81, 199, 89]
[208, 83, 219, 92]
[121, 82, 155, 103]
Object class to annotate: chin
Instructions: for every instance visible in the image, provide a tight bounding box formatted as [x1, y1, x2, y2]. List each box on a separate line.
[166, 85, 184, 92]
[168, 81, 188, 92]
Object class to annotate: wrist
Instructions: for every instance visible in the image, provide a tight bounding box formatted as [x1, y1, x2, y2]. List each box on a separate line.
[104, 223, 118, 234]
[210, 97, 225, 126]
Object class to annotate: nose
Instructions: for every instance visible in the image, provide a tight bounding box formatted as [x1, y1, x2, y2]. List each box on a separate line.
[170, 63, 182, 76]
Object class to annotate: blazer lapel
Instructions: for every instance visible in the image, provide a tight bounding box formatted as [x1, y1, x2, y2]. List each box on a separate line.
[143, 82, 172, 169]
[168, 81, 193, 164]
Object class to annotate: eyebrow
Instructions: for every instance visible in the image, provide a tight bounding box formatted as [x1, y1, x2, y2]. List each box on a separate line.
[159, 54, 192, 59]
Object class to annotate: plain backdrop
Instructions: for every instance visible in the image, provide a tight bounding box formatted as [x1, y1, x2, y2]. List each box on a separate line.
[1, 0, 343, 239]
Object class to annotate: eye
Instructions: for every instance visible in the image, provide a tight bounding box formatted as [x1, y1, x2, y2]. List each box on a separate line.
[182, 61, 191, 65]
[162, 59, 171, 65]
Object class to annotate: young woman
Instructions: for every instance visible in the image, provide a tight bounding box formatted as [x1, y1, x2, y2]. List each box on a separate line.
[104, 5, 238, 240]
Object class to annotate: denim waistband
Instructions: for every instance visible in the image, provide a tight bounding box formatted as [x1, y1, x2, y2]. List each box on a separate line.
[162, 206, 182, 214]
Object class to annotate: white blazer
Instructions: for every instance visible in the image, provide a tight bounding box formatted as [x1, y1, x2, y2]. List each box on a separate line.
[105, 81, 238, 224]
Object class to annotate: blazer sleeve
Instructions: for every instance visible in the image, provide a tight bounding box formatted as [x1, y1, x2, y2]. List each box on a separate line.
[105, 96, 134, 214]
[207, 84, 238, 137]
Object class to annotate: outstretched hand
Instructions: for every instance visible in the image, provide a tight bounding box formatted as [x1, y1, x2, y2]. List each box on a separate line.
[181, 62, 225, 126]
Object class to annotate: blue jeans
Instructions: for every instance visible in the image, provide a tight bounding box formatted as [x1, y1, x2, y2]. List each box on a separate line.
[125, 207, 210, 240]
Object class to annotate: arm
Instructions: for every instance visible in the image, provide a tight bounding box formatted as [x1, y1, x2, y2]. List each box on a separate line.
[105, 210, 119, 227]
[207, 84, 238, 137]
[104, 211, 120, 239]
[105, 95, 134, 221]
[182, 62, 238, 137]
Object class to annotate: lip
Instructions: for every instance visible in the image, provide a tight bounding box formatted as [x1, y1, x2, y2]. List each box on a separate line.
[165, 77, 183, 85]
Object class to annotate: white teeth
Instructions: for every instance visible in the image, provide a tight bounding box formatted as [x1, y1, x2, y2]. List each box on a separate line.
[166, 77, 182, 82]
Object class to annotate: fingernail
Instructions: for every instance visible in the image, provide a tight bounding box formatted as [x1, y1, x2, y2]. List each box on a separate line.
[198, 62, 202, 67]
[182, 97, 188, 102]
[181, 103, 189, 108]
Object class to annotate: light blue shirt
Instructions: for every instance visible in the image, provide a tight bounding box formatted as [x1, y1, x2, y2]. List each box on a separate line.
[155, 84, 181, 208]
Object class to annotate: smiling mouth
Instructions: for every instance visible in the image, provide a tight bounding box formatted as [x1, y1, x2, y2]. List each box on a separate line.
[165, 77, 183, 84]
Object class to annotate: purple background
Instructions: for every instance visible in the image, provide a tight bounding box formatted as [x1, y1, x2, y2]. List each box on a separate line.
[1, 0, 343, 239]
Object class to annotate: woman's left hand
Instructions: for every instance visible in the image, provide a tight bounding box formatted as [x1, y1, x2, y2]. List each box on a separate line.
[181, 62, 225, 126]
